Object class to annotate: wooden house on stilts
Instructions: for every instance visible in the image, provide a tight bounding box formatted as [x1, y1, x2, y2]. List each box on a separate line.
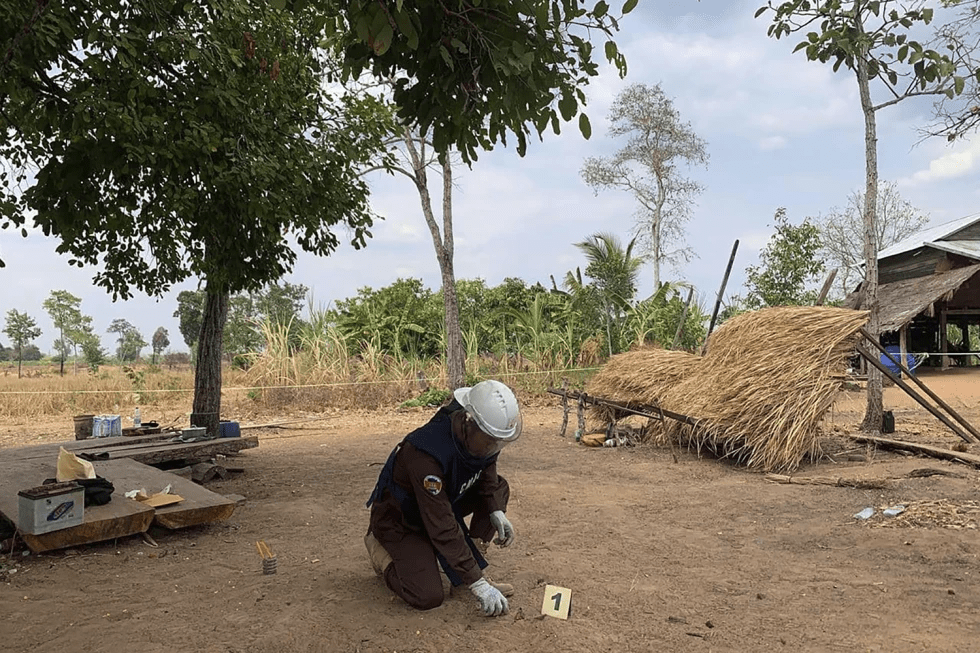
[845, 213, 980, 370]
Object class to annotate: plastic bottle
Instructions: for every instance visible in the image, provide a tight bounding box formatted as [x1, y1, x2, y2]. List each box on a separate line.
[133, 407, 142, 428]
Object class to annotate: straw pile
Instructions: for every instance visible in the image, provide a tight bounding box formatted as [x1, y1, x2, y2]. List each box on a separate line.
[586, 306, 870, 472]
[584, 347, 702, 425]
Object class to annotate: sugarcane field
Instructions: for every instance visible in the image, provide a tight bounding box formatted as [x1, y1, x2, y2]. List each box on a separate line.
[1, 305, 979, 652]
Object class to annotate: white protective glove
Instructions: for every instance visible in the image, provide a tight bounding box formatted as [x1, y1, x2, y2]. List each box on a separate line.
[469, 578, 509, 616]
[489, 510, 515, 547]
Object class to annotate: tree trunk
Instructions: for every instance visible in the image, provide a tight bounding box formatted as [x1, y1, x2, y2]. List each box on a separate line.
[191, 284, 229, 437]
[17, 351, 22, 379]
[440, 157, 465, 389]
[651, 174, 667, 291]
[58, 326, 64, 376]
[855, 36, 883, 433]
[404, 129, 466, 390]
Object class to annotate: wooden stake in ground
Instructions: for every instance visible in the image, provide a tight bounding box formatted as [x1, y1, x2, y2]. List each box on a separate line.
[559, 379, 570, 438]
[256, 540, 277, 575]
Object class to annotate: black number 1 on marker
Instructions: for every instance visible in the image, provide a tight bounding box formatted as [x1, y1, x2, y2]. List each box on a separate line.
[551, 592, 562, 611]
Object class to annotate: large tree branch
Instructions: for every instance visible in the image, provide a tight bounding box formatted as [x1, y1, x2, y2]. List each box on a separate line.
[873, 86, 949, 112]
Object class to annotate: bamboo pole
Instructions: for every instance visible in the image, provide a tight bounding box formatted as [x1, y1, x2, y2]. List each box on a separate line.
[857, 346, 975, 443]
[547, 388, 680, 462]
[815, 268, 838, 306]
[859, 327, 980, 442]
[547, 388, 687, 426]
[848, 434, 980, 468]
[704, 240, 739, 350]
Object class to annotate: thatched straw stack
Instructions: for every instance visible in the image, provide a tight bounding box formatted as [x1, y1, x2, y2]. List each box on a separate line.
[584, 347, 702, 426]
[588, 306, 869, 472]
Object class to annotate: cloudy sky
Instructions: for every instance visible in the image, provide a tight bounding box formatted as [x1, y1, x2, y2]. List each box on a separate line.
[2, 0, 979, 355]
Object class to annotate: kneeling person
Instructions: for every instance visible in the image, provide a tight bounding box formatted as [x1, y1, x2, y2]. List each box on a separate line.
[365, 380, 521, 616]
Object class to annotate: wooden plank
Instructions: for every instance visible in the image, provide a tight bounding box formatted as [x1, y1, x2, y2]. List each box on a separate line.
[124, 436, 257, 465]
[0, 459, 154, 553]
[848, 434, 980, 468]
[0, 435, 258, 467]
[88, 459, 237, 530]
[0, 432, 179, 463]
[879, 247, 945, 284]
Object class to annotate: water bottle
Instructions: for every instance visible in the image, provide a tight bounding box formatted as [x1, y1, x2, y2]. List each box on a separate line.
[133, 407, 141, 428]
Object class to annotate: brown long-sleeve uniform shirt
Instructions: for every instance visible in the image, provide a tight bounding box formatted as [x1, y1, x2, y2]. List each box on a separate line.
[369, 440, 508, 586]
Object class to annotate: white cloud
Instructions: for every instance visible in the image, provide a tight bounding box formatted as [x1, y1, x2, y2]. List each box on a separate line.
[902, 136, 980, 185]
[604, 27, 857, 139]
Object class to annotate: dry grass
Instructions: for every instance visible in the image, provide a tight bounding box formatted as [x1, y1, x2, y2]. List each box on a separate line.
[871, 499, 980, 530]
[239, 321, 583, 412]
[585, 306, 870, 472]
[0, 320, 596, 425]
[0, 365, 207, 421]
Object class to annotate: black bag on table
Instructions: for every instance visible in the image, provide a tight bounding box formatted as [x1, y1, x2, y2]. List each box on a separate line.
[43, 476, 115, 506]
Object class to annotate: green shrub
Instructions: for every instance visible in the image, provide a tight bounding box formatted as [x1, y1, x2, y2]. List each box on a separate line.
[400, 388, 451, 408]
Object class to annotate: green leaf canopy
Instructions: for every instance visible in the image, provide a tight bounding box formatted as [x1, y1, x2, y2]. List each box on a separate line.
[0, 0, 392, 299]
[332, 0, 628, 161]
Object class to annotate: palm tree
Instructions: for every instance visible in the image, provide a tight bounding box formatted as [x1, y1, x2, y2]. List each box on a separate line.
[569, 232, 644, 356]
[497, 292, 559, 360]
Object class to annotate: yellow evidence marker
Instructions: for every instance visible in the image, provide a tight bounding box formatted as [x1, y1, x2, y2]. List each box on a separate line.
[541, 584, 572, 620]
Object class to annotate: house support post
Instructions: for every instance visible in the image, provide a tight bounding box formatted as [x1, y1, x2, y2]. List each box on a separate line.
[940, 303, 949, 371]
[899, 324, 908, 380]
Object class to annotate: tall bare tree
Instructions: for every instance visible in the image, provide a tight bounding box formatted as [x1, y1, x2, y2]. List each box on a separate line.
[581, 83, 708, 290]
[761, 0, 978, 433]
[821, 181, 929, 297]
[368, 127, 466, 389]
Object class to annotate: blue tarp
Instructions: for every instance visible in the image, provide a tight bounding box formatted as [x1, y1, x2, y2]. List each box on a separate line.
[880, 346, 916, 376]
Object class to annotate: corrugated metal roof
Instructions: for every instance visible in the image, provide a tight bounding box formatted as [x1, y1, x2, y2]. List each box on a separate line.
[927, 240, 980, 259]
[843, 264, 980, 332]
[877, 213, 980, 260]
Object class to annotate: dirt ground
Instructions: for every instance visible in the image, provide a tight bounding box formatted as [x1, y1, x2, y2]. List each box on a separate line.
[2, 369, 980, 653]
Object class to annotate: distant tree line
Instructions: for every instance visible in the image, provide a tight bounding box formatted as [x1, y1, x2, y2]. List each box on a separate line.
[2, 290, 177, 376]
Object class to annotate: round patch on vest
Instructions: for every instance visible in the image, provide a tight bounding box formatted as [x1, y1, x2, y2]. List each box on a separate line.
[422, 475, 443, 495]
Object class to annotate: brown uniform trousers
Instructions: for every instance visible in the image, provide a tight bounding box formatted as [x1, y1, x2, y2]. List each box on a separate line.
[371, 473, 509, 610]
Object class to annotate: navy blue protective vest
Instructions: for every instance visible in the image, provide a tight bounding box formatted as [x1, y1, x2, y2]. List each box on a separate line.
[366, 400, 498, 585]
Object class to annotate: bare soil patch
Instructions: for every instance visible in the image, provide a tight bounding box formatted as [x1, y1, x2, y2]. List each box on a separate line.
[2, 370, 980, 652]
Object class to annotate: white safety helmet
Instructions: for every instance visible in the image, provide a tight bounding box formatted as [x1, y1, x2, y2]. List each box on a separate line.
[453, 380, 522, 442]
